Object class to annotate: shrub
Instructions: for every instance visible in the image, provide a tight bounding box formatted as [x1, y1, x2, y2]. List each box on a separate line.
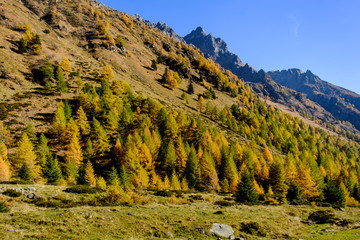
[308, 210, 338, 224]
[240, 222, 266, 237]
[154, 190, 173, 197]
[189, 194, 204, 201]
[2, 189, 22, 198]
[64, 185, 103, 194]
[214, 200, 235, 207]
[0, 201, 9, 213]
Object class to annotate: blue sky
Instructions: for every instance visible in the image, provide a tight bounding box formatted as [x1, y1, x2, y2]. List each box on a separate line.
[100, 0, 360, 94]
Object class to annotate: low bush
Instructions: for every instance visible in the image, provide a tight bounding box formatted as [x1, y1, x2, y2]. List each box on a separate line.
[240, 222, 266, 237]
[189, 194, 204, 201]
[308, 210, 338, 224]
[214, 200, 235, 207]
[2, 189, 22, 197]
[64, 185, 103, 194]
[154, 190, 173, 197]
[0, 201, 9, 213]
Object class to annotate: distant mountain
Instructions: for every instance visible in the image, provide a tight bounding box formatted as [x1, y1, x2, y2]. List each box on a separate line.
[183, 26, 360, 132]
[184, 27, 244, 73]
[155, 22, 185, 43]
[269, 69, 360, 130]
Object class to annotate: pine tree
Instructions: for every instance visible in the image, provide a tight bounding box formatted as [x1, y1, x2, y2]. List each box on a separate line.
[269, 159, 288, 197]
[14, 133, 39, 180]
[185, 147, 201, 189]
[323, 180, 345, 208]
[234, 170, 258, 205]
[108, 166, 120, 186]
[43, 154, 62, 184]
[24, 123, 37, 145]
[75, 106, 90, 135]
[60, 57, 72, 72]
[55, 66, 68, 93]
[85, 161, 96, 186]
[64, 118, 80, 143]
[52, 102, 67, 138]
[84, 138, 94, 160]
[37, 134, 50, 167]
[170, 171, 181, 190]
[151, 59, 157, 70]
[119, 165, 131, 189]
[92, 117, 111, 155]
[101, 65, 115, 80]
[76, 163, 86, 185]
[65, 132, 83, 167]
[0, 156, 11, 181]
[158, 140, 177, 176]
[287, 182, 303, 205]
[66, 159, 78, 184]
[19, 162, 32, 182]
[197, 96, 205, 113]
[188, 80, 194, 94]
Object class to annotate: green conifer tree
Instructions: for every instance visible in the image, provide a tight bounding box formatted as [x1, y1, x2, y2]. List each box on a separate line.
[185, 147, 201, 189]
[43, 154, 62, 184]
[234, 170, 258, 205]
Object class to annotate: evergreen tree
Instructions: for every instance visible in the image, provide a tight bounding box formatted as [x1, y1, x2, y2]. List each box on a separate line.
[234, 170, 258, 205]
[24, 123, 37, 145]
[52, 102, 67, 138]
[18, 37, 27, 53]
[269, 159, 288, 197]
[85, 161, 96, 186]
[188, 80, 194, 94]
[0, 156, 11, 181]
[92, 117, 111, 155]
[43, 154, 62, 184]
[151, 59, 157, 70]
[75, 106, 90, 135]
[76, 163, 86, 185]
[84, 138, 93, 160]
[19, 162, 32, 182]
[65, 132, 83, 167]
[108, 166, 120, 186]
[101, 65, 115, 80]
[55, 66, 68, 93]
[37, 134, 50, 167]
[119, 165, 131, 189]
[185, 147, 201, 189]
[14, 133, 39, 180]
[170, 171, 181, 190]
[60, 57, 72, 72]
[64, 100, 72, 120]
[287, 182, 303, 205]
[323, 181, 345, 208]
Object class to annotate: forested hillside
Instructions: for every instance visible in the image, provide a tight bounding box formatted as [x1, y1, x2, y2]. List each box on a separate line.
[0, 0, 360, 210]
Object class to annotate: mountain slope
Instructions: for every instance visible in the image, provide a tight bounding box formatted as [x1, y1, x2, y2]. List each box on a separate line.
[269, 69, 360, 130]
[183, 26, 360, 134]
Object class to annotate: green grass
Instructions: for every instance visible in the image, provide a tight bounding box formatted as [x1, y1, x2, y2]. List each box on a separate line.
[0, 184, 359, 239]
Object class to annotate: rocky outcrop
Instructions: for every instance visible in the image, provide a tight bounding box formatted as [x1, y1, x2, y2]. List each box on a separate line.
[269, 69, 360, 130]
[184, 27, 244, 72]
[155, 22, 184, 43]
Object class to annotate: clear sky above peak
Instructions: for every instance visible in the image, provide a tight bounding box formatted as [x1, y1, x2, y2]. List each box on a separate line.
[100, 0, 360, 94]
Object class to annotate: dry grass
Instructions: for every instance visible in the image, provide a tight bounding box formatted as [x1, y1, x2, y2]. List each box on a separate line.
[0, 184, 360, 239]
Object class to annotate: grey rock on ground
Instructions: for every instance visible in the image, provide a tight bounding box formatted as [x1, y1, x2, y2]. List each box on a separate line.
[210, 223, 235, 239]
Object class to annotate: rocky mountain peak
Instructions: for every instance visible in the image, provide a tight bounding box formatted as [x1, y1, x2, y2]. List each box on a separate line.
[155, 22, 184, 42]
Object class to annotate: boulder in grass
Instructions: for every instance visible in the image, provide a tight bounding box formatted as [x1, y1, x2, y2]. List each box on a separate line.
[210, 223, 235, 239]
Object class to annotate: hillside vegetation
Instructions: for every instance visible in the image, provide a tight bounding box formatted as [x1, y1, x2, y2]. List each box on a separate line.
[0, 0, 360, 239]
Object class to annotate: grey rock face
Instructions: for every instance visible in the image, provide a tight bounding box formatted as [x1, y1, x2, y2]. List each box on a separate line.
[210, 223, 235, 239]
[155, 22, 185, 43]
[184, 27, 244, 72]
